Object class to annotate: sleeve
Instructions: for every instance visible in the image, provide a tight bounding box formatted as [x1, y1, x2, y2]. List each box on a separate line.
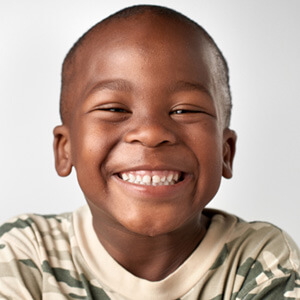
[235, 231, 300, 300]
[0, 217, 43, 300]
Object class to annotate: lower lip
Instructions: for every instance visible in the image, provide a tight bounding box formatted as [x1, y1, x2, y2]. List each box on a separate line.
[112, 174, 192, 199]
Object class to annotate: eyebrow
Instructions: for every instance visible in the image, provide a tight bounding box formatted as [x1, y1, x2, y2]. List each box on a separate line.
[86, 79, 211, 98]
[87, 79, 133, 95]
[169, 80, 211, 97]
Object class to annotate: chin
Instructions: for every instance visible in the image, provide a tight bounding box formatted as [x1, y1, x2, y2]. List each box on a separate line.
[119, 212, 188, 238]
[126, 224, 176, 238]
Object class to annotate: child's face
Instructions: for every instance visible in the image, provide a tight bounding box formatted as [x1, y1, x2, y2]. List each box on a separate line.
[54, 15, 236, 236]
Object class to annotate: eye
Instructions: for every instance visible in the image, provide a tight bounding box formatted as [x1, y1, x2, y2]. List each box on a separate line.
[100, 107, 127, 113]
[169, 104, 216, 124]
[89, 103, 131, 122]
[170, 109, 203, 115]
[93, 102, 130, 114]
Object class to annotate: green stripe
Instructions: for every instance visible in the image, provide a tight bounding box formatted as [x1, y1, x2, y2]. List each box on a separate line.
[42, 261, 110, 299]
[42, 260, 83, 288]
[20, 259, 39, 270]
[0, 218, 34, 238]
[210, 244, 228, 270]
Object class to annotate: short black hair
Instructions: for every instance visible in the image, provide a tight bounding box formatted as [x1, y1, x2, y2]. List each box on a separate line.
[60, 5, 232, 126]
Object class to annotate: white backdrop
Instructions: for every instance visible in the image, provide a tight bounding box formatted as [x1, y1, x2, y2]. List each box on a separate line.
[1, 0, 299, 246]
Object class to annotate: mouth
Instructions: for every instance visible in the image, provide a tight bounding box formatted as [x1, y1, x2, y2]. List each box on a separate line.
[118, 170, 184, 186]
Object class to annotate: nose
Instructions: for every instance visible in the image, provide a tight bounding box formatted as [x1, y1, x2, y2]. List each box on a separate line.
[124, 119, 177, 148]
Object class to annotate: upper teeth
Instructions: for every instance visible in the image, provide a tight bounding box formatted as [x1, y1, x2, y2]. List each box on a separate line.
[120, 171, 181, 186]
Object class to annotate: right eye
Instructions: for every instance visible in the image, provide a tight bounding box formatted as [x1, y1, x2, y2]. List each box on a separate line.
[90, 103, 131, 122]
[99, 107, 127, 113]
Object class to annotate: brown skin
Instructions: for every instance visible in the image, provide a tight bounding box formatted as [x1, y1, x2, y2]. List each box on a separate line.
[53, 14, 237, 281]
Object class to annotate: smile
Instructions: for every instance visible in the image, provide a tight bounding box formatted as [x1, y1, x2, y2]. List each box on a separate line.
[118, 170, 182, 186]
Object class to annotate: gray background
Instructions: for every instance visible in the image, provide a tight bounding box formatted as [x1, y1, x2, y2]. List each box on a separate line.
[1, 0, 299, 245]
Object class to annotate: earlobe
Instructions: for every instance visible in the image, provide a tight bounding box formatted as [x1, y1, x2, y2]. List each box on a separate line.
[53, 125, 73, 177]
[222, 129, 237, 179]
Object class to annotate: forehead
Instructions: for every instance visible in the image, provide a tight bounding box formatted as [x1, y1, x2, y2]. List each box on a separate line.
[89, 13, 203, 48]
[81, 14, 212, 66]
[68, 13, 218, 113]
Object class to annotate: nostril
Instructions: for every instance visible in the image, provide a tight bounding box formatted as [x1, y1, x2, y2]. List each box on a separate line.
[123, 125, 177, 147]
[160, 140, 170, 145]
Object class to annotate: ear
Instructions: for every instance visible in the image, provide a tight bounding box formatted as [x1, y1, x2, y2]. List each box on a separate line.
[53, 125, 73, 177]
[222, 128, 237, 179]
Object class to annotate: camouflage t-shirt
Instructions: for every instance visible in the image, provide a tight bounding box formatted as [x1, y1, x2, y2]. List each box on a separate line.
[0, 205, 299, 300]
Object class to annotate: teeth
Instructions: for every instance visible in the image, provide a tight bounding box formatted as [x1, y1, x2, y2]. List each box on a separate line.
[167, 174, 173, 182]
[142, 175, 151, 185]
[152, 175, 160, 184]
[174, 173, 179, 181]
[128, 174, 136, 183]
[121, 173, 129, 181]
[120, 171, 181, 186]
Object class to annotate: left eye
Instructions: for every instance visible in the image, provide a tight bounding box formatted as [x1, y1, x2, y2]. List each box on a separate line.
[170, 109, 201, 114]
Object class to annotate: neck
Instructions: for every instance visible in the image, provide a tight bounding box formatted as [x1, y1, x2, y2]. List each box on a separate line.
[92, 211, 209, 281]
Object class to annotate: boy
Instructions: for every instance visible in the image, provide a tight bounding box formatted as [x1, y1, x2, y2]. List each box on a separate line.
[0, 5, 299, 300]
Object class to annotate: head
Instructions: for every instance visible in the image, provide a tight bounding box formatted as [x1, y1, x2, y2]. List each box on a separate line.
[53, 5, 237, 237]
[60, 5, 232, 128]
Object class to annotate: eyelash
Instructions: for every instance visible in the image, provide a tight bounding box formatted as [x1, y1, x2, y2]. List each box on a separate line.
[170, 109, 203, 115]
[100, 108, 203, 115]
[99, 107, 128, 113]
[98, 108, 206, 116]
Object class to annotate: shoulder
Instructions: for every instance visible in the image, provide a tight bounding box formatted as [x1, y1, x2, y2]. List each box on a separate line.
[204, 209, 300, 299]
[0, 211, 73, 257]
[207, 208, 300, 268]
[0, 211, 72, 236]
[0, 208, 90, 299]
[205, 208, 298, 254]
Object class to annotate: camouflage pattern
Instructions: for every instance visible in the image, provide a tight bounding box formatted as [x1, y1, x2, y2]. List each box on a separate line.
[0, 206, 299, 300]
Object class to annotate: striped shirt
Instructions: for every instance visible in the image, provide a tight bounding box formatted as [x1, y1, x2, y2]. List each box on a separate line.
[0, 205, 299, 299]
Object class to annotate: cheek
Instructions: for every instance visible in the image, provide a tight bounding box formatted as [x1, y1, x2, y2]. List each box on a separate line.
[187, 127, 224, 200]
[70, 124, 116, 195]
[71, 120, 118, 165]
[187, 122, 223, 161]
[73, 134, 102, 167]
